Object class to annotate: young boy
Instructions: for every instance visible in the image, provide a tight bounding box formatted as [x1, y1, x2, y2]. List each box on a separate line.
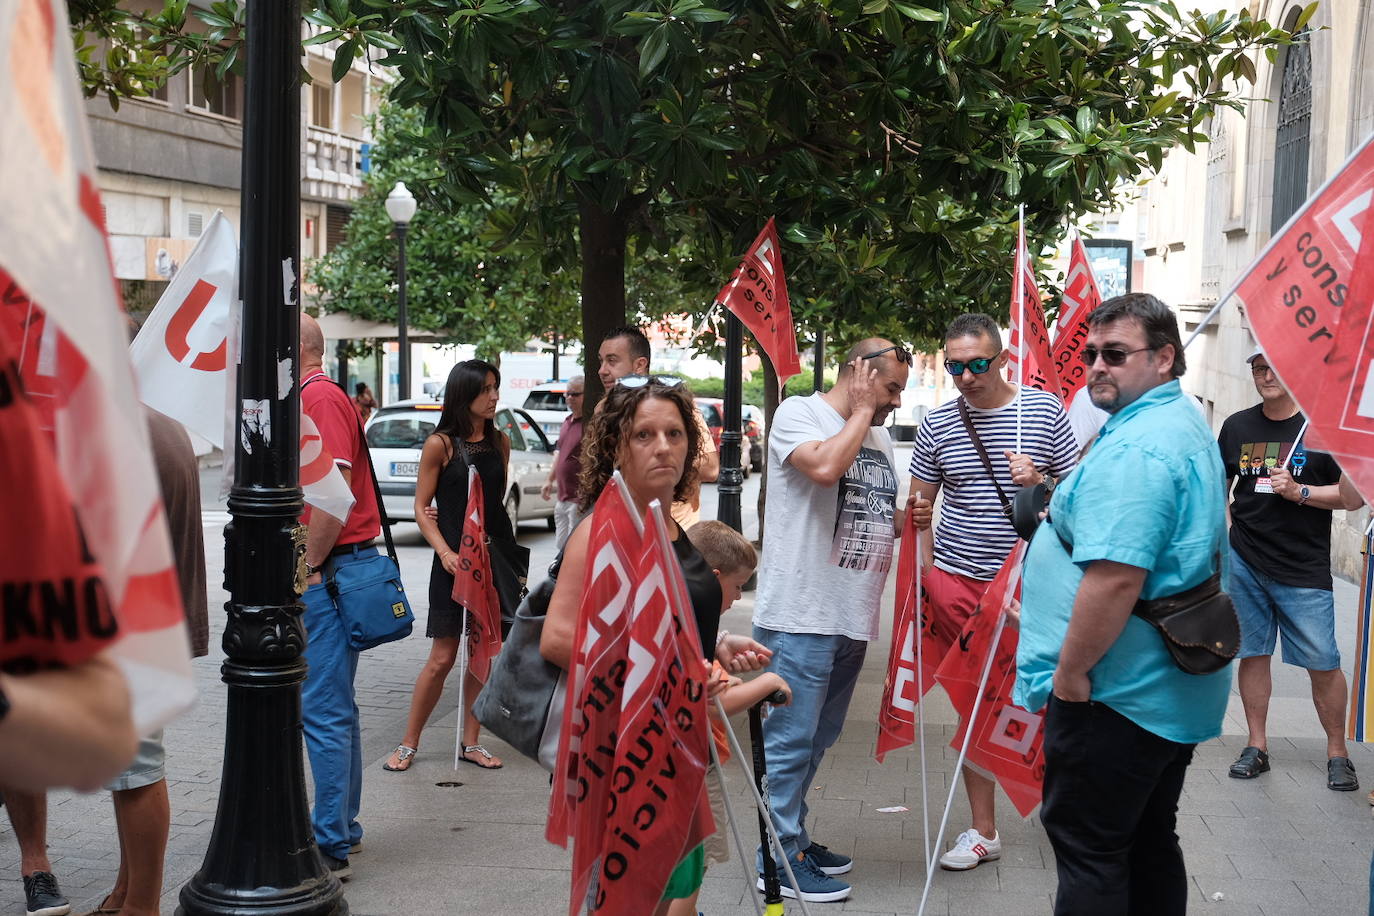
[662, 522, 790, 916]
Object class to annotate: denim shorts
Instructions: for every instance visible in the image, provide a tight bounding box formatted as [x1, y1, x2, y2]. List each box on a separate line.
[105, 729, 166, 791]
[1230, 547, 1339, 670]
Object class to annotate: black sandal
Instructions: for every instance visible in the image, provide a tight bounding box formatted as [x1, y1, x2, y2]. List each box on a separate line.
[1328, 756, 1358, 791]
[1228, 746, 1270, 779]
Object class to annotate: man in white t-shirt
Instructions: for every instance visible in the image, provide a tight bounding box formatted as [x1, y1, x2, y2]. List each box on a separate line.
[910, 312, 1078, 872]
[751, 339, 924, 903]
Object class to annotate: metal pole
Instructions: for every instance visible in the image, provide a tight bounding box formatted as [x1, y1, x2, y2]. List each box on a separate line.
[335, 339, 349, 389]
[552, 328, 560, 380]
[716, 312, 744, 531]
[813, 329, 824, 392]
[395, 223, 410, 401]
[178, 0, 345, 912]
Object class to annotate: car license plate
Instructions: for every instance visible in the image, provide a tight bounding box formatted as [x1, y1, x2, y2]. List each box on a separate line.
[391, 461, 419, 478]
[543, 423, 560, 435]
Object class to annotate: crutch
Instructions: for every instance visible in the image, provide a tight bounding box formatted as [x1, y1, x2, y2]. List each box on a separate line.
[707, 728, 764, 916]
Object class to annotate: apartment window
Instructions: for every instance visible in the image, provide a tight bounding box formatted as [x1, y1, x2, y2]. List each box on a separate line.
[311, 81, 334, 130]
[1270, 30, 1312, 234]
[189, 66, 243, 120]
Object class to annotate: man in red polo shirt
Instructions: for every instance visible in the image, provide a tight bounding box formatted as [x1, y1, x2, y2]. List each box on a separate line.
[299, 314, 381, 879]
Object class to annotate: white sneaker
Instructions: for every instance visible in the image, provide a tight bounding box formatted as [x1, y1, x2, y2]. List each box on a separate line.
[938, 828, 1001, 871]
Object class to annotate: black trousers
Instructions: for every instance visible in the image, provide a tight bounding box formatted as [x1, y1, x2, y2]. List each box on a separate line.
[1041, 696, 1196, 916]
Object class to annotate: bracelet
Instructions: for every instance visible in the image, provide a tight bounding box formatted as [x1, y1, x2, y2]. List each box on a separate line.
[716, 629, 730, 649]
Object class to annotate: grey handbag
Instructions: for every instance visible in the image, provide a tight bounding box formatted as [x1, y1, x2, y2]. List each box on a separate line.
[472, 556, 563, 764]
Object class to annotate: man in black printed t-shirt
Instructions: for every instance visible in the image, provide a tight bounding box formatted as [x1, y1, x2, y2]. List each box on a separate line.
[1220, 348, 1365, 790]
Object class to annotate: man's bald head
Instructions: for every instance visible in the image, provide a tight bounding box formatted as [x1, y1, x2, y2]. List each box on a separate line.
[300, 313, 325, 365]
[842, 338, 904, 376]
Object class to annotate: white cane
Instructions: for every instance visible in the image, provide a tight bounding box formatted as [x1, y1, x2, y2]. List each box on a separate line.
[914, 529, 931, 871]
[916, 611, 1009, 916]
[454, 614, 470, 769]
[708, 733, 765, 916]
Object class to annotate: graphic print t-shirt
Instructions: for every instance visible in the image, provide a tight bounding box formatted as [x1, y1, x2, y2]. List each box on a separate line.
[754, 393, 897, 641]
[1218, 404, 1342, 590]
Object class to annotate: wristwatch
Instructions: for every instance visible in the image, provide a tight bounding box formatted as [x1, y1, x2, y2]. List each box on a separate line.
[1299, 485, 1311, 506]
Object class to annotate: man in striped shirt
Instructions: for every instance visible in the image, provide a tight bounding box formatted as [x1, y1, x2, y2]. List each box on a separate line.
[910, 312, 1078, 871]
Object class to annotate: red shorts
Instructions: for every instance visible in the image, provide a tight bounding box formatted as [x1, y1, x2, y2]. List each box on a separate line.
[924, 565, 993, 633]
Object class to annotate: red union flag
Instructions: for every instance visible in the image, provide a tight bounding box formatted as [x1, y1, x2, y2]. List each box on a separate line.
[548, 477, 640, 912]
[934, 543, 1043, 816]
[1051, 235, 1102, 401]
[877, 512, 925, 762]
[0, 0, 193, 732]
[451, 468, 503, 684]
[1233, 134, 1374, 419]
[1006, 220, 1062, 397]
[589, 506, 713, 915]
[714, 218, 803, 384]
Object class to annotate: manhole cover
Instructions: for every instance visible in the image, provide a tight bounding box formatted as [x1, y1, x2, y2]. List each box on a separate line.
[434, 780, 464, 788]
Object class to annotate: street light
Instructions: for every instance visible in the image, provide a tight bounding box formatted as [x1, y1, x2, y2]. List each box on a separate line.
[386, 181, 417, 401]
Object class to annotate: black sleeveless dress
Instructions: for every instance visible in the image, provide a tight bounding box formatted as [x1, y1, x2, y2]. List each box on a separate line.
[427, 436, 514, 639]
[673, 523, 723, 656]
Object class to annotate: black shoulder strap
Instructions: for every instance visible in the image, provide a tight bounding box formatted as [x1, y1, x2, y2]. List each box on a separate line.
[957, 398, 1012, 515]
[302, 374, 398, 564]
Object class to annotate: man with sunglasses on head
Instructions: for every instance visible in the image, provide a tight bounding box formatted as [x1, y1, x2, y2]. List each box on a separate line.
[909, 312, 1078, 871]
[1015, 294, 1229, 915]
[596, 325, 719, 526]
[751, 339, 925, 902]
[1219, 348, 1364, 790]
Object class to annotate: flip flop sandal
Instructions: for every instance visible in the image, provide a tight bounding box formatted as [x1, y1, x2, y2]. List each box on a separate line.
[459, 745, 504, 769]
[382, 745, 416, 772]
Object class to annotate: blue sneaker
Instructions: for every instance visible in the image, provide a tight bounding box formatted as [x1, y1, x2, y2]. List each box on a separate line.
[803, 841, 853, 876]
[758, 851, 851, 902]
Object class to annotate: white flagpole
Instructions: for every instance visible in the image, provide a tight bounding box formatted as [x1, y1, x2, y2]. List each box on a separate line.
[1016, 205, 1026, 454]
[914, 529, 931, 871]
[707, 734, 765, 916]
[1278, 418, 1311, 473]
[917, 612, 1009, 916]
[455, 617, 470, 769]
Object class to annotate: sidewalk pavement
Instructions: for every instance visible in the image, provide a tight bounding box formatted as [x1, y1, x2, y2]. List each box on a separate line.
[3, 480, 1372, 915]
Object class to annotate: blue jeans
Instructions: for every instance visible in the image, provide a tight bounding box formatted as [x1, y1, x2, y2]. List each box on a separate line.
[751, 627, 867, 868]
[1230, 547, 1340, 670]
[302, 549, 368, 859]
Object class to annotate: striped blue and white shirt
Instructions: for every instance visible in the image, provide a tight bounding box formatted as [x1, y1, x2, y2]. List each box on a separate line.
[910, 386, 1078, 580]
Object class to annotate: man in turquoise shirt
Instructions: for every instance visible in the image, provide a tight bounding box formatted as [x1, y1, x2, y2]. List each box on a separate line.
[1015, 293, 1229, 916]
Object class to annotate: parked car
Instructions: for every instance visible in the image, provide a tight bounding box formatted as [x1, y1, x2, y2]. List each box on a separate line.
[365, 400, 556, 531]
[741, 404, 766, 469]
[521, 381, 571, 443]
[694, 398, 752, 478]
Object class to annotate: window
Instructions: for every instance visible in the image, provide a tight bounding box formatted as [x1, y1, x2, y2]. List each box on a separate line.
[522, 391, 567, 411]
[187, 211, 205, 237]
[189, 66, 242, 120]
[498, 409, 527, 451]
[1270, 30, 1312, 234]
[366, 418, 435, 450]
[311, 81, 333, 130]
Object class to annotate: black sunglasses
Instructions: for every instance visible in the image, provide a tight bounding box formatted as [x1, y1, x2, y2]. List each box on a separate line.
[860, 345, 914, 367]
[1080, 346, 1154, 367]
[944, 357, 996, 376]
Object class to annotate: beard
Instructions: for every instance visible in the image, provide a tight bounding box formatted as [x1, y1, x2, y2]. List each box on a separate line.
[1088, 378, 1122, 414]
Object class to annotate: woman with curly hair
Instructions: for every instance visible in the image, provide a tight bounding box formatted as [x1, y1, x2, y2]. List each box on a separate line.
[383, 359, 513, 773]
[540, 376, 771, 913]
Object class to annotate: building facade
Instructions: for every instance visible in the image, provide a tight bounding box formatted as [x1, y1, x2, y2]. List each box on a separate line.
[1133, 0, 1374, 577]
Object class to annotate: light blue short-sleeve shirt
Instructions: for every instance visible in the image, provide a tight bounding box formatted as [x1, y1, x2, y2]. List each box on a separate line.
[1014, 380, 1232, 745]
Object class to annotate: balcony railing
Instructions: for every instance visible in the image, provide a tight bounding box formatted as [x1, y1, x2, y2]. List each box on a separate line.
[303, 126, 366, 201]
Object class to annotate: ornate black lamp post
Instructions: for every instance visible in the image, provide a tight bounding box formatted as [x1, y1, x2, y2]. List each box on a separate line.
[385, 181, 417, 401]
[177, 2, 345, 913]
[716, 313, 745, 532]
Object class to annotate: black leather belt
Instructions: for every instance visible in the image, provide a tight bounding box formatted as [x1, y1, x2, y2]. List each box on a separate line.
[329, 539, 376, 557]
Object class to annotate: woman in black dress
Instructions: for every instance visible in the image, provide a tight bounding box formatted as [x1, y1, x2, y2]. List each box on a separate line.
[384, 359, 512, 771]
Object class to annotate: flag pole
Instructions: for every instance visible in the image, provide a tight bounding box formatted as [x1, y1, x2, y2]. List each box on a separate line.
[917, 612, 1009, 916]
[1016, 205, 1026, 454]
[914, 529, 931, 872]
[1277, 419, 1311, 473]
[707, 736, 765, 916]
[455, 617, 470, 769]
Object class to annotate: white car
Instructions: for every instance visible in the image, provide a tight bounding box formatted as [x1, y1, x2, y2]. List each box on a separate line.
[521, 381, 572, 443]
[365, 400, 557, 531]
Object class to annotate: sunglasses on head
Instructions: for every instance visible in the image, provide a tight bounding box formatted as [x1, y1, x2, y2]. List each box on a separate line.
[860, 345, 914, 367]
[944, 357, 996, 376]
[615, 374, 685, 389]
[1079, 345, 1154, 367]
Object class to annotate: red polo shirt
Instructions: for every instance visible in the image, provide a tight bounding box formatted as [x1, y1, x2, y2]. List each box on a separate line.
[301, 371, 381, 545]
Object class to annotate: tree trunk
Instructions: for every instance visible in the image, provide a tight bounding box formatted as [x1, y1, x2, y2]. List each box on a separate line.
[756, 350, 781, 547]
[578, 194, 628, 416]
